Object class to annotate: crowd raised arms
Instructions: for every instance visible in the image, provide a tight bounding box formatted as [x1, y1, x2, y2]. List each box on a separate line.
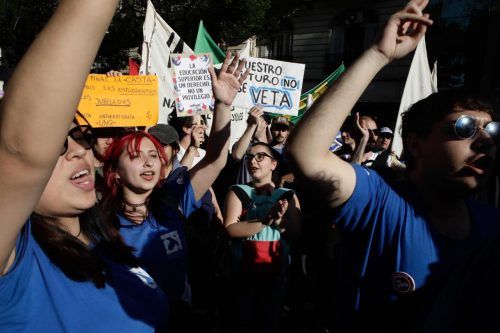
[1, 0, 499, 332]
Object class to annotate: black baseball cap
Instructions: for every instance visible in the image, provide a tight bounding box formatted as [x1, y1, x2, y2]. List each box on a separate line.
[148, 124, 179, 146]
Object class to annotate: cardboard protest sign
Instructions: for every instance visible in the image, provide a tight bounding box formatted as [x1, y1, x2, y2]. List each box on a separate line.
[171, 54, 215, 117]
[78, 74, 158, 127]
[234, 57, 305, 116]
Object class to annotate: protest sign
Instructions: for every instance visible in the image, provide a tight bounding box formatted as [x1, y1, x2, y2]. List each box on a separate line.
[78, 74, 158, 128]
[233, 57, 305, 116]
[171, 54, 215, 117]
[140, 0, 194, 124]
[205, 106, 249, 152]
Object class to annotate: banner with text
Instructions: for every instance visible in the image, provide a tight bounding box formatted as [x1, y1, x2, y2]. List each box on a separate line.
[171, 54, 215, 117]
[140, 0, 194, 124]
[234, 57, 305, 116]
[205, 106, 249, 152]
[78, 74, 158, 127]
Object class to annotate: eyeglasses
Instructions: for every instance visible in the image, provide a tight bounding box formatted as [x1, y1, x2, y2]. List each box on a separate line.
[450, 115, 500, 143]
[61, 125, 94, 155]
[245, 152, 274, 163]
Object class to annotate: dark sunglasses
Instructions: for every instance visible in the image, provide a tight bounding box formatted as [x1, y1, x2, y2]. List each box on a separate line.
[450, 115, 500, 142]
[245, 152, 274, 163]
[61, 125, 94, 155]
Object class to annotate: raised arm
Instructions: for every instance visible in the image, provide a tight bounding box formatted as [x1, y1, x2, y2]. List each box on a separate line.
[286, 0, 432, 208]
[179, 125, 205, 169]
[223, 190, 266, 238]
[189, 52, 249, 200]
[231, 106, 264, 161]
[223, 190, 297, 239]
[0, 0, 119, 273]
[351, 113, 370, 164]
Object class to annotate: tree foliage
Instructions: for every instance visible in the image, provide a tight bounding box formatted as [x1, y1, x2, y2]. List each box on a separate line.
[0, 0, 57, 68]
[0, 0, 304, 71]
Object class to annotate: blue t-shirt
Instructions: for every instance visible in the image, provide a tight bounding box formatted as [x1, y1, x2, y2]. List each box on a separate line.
[333, 164, 500, 330]
[117, 167, 200, 303]
[0, 222, 168, 332]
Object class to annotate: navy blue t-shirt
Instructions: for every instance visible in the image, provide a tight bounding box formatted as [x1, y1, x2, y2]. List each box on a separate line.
[117, 167, 200, 303]
[332, 164, 500, 331]
[0, 222, 168, 332]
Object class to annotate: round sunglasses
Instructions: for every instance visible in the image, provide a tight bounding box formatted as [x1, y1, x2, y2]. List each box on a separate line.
[61, 125, 94, 155]
[451, 115, 499, 143]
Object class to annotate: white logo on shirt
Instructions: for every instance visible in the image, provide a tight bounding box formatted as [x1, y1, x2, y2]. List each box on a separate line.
[161, 231, 183, 255]
[129, 267, 158, 289]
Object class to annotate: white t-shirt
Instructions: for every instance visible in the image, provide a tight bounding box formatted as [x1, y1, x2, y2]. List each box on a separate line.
[177, 146, 206, 168]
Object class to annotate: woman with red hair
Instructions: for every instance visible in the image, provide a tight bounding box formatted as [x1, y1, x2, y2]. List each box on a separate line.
[102, 53, 249, 329]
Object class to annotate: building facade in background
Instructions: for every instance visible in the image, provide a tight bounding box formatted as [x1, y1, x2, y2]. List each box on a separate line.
[267, 0, 500, 125]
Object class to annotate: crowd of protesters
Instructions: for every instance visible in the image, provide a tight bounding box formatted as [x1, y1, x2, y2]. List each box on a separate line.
[0, 0, 499, 332]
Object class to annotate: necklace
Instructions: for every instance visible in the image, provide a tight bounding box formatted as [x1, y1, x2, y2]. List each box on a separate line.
[123, 200, 148, 212]
[123, 200, 149, 223]
[74, 227, 82, 239]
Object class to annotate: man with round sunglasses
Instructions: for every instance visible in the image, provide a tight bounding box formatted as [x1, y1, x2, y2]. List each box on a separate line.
[286, 1, 499, 331]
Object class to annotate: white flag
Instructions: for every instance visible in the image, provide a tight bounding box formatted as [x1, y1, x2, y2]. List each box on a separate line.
[208, 38, 255, 148]
[306, 94, 314, 110]
[392, 37, 438, 156]
[140, 0, 193, 124]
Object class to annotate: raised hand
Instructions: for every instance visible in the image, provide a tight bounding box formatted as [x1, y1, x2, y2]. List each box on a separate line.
[264, 199, 289, 226]
[106, 70, 122, 77]
[355, 112, 369, 139]
[254, 116, 269, 142]
[208, 52, 250, 107]
[247, 106, 264, 126]
[190, 125, 205, 148]
[372, 0, 433, 62]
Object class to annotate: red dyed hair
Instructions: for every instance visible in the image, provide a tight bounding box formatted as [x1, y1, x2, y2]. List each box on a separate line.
[102, 131, 167, 211]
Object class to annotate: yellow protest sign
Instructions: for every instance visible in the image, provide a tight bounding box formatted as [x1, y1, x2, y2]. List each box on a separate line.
[78, 74, 158, 127]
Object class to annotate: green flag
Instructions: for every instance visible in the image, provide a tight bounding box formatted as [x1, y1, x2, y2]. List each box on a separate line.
[194, 20, 226, 64]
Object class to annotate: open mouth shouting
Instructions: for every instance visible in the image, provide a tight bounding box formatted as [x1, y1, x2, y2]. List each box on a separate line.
[140, 170, 156, 181]
[463, 155, 494, 176]
[69, 167, 94, 191]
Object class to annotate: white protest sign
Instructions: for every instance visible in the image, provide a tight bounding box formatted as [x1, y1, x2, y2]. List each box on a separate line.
[171, 54, 214, 117]
[205, 106, 249, 152]
[140, 0, 193, 124]
[234, 57, 305, 116]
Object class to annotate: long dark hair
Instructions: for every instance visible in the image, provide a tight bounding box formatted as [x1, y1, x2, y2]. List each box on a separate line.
[32, 113, 139, 288]
[32, 206, 139, 288]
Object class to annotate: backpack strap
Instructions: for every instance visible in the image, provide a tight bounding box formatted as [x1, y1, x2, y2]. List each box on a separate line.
[229, 184, 255, 219]
[271, 188, 295, 203]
